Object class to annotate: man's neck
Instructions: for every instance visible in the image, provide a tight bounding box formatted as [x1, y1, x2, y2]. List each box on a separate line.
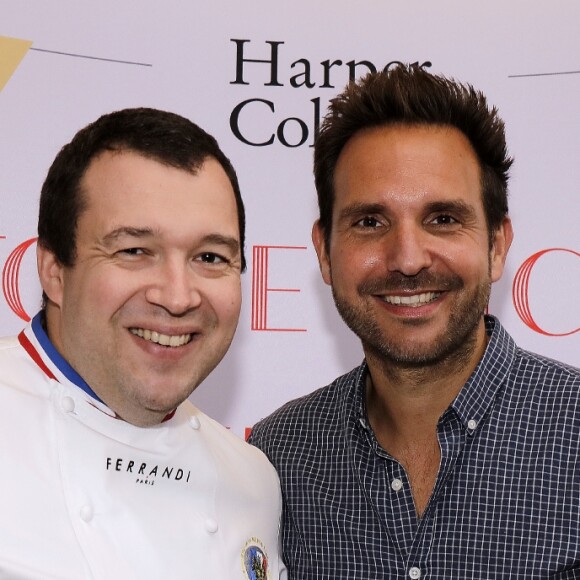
[364, 320, 489, 443]
[363, 322, 490, 518]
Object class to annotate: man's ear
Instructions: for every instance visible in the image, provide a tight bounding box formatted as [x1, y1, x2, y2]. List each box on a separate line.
[312, 220, 332, 286]
[490, 216, 514, 283]
[37, 244, 65, 307]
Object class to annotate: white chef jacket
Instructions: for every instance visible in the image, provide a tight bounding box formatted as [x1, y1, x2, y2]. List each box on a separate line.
[0, 314, 286, 579]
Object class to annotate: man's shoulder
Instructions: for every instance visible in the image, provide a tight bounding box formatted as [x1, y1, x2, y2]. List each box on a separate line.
[0, 334, 48, 393]
[513, 346, 580, 388]
[507, 346, 580, 424]
[0, 334, 22, 356]
[0, 333, 18, 345]
[181, 401, 278, 473]
[488, 317, 580, 396]
[249, 363, 364, 445]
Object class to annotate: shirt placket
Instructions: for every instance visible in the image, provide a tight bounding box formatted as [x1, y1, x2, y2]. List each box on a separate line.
[404, 412, 467, 579]
[354, 420, 416, 570]
[356, 410, 467, 579]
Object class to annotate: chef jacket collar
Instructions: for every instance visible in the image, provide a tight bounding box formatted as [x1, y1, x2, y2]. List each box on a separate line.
[21, 312, 105, 405]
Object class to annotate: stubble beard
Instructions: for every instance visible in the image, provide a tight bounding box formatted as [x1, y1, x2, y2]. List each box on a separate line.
[331, 271, 492, 370]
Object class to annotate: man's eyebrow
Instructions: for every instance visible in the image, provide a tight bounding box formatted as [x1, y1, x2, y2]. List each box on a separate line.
[337, 202, 386, 221]
[101, 228, 240, 254]
[425, 200, 477, 218]
[102, 227, 155, 245]
[336, 200, 478, 222]
[200, 234, 240, 255]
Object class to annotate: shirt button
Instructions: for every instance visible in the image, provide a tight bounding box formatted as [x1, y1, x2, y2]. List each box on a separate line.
[467, 419, 477, 430]
[409, 566, 421, 579]
[391, 478, 403, 492]
[205, 518, 219, 533]
[189, 416, 201, 430]
[79, 504, 94, 522]
[61, 396, 75, 413]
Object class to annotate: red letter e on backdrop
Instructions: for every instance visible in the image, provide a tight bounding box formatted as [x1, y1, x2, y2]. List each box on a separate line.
[251, 245, 307, 332]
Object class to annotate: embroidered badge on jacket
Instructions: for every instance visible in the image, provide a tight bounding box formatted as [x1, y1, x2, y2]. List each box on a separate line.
[241, 538, 269, 579]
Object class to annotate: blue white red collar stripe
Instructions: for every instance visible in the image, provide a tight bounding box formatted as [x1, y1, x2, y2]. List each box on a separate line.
[19, 312, 177, 423]
[19, 312, 105, 404]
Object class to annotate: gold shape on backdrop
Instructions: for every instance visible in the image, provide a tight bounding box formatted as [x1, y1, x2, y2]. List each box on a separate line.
[0, 36, 32, 92]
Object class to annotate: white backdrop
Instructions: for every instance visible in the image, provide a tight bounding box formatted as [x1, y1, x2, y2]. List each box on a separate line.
[1, 0, 579, 438]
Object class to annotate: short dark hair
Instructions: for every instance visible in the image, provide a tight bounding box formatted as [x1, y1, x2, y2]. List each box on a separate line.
[38, 107, 246, 271]
[314, 65, 513, 249]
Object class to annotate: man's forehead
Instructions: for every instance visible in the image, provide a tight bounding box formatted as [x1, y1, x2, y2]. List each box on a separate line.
[336, 125, 479, 181]
[341, 123, 477, 157]
[77, 152, 238, 229]
[78, 151, 230, 201]
[331, 124, 485, 221]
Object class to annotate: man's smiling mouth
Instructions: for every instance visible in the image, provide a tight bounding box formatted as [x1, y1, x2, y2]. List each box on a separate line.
[130, 328, 193, 347]
[381, 292, 441, 307]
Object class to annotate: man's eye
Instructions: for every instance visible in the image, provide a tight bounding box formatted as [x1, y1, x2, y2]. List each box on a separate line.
[119, 247, 145, 255]
[355, 216, 381, 228]
[431, 215, 458, 225]
[197, 253, 226, 264]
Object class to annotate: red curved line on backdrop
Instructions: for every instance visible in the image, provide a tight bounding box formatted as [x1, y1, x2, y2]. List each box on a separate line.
[512, 248, 580, 337]
[3, 244, 26, 316]
[516, 254, 536, 328]
[2, 237, 37, 322]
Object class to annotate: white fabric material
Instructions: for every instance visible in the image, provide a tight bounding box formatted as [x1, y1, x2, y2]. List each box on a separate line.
[1, 3, 579, 438]
[0, 323, 285, 579]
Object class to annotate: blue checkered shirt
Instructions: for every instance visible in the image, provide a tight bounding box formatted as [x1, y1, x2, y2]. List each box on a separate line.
[249, 317, 580, 579]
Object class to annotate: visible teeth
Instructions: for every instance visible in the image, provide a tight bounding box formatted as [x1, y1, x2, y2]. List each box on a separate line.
[130, 328, 192, 347]
[383, 292, 440, 307]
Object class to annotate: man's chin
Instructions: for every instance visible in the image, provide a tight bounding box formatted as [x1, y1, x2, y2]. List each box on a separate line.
[131, 382, 195, 411]
[365, 341, 449, 367]
[363, 324, 481, 370]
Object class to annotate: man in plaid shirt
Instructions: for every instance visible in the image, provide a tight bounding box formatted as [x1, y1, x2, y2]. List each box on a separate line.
[250, 65, 580, 579]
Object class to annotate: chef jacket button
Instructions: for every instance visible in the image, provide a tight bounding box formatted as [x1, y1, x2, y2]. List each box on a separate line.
[79, 504, 94, 522]
[205, 518, 219, 534]
[61, 396, 75, 413]
[189, 415, 201, 430]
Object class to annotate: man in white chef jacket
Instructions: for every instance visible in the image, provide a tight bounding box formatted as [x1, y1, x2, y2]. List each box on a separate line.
[0, 107, 286, 580]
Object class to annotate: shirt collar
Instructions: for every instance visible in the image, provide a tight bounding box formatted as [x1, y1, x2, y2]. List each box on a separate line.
[353, 315, 517, 434]
[353, 362, 371, 430]
[449, 315, 516, 433]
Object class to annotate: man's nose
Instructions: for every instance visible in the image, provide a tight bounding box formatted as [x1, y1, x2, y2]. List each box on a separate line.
[385, 223, 433, 277]
[144, 259, 202, 315]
